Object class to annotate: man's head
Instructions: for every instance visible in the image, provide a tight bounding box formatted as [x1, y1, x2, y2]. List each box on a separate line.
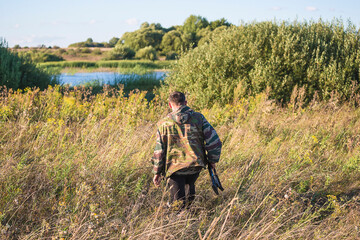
[169, 91, 187, 110]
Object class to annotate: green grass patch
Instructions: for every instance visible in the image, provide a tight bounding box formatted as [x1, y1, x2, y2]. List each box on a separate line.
[40, 60, 174, 74]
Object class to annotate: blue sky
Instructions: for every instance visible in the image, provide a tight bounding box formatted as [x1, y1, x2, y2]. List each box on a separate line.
[1, 0, 360, 47]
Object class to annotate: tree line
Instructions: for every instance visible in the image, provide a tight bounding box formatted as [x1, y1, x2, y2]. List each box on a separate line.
[71, 15, 232, 60]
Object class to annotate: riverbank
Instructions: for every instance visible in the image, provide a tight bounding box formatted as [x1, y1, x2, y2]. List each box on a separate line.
[58, 67, 169, 74]
[39, 60, 174, 74]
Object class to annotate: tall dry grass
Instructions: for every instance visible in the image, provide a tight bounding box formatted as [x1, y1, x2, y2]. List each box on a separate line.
[0, 87, 360, 239]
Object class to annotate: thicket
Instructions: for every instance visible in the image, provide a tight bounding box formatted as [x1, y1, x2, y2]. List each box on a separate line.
[103, 45, 135, 60]
[135, 46, 157, 61]
[0, 39, 58, 90]
[164, 20, 360, 109]
[17, 50, 64, 63]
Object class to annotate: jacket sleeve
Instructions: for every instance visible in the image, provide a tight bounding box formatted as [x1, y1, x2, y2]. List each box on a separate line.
[151, 128, 167, 175]
[202, 115, 222, 163]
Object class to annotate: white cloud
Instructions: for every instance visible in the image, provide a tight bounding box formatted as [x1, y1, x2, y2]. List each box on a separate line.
[14, 24, 20, 29]
[89, 19, 96, 25]
[306, 6, 318, 12]
[272, 6, 282, 11]
[126, 18, 138, 26]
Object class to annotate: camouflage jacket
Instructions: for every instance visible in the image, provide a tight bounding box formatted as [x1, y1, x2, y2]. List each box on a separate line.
[151, 105, 222, 177]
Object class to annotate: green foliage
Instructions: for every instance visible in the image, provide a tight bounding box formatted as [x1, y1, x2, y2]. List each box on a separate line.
[18, 50, 64, 63]
[81, 48, 91, 54]
[40, 60, 172, 72]
[182, 15, 209, 36]
[120, 23, 166, 52]
[104, 45, 135, 60]
[160, 30, 183, 54]
[108, 37, 120, 47]
[164, 20, 360, 109]
[68, 38, 105, 48]
[63, 15, 231, 58]
[92, 48, 102, 55]
[0, 39, 58, 90]
[135, 46, 157, 61]
[209, 18, 231, 30]
[180, 15, 211, 49]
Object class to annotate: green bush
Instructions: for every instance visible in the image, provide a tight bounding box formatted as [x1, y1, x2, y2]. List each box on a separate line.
[104, 45, 135, 60]
[164, 20, 360, 109]
[0, 39, 58, 90]
[135, 46, 157, 60]
[18, 50, 64, 63]
[92, 48, 102, 55]
[81, 48, 92, 54]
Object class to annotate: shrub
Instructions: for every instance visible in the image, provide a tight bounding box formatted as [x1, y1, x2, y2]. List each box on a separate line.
[104, 45, 135, 60]
[0, 39, 58, 90]
[18, 51, 64, 63]
[164, 20, 360, 109]
[92, 48, 102, 55]
[81, 48, 92, 54]
[135, 46, 157, 61]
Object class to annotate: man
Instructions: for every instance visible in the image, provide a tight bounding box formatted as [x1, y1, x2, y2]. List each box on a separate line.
[151, 91, 222, 209]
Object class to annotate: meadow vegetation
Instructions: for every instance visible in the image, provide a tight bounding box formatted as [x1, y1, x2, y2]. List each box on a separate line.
[1, 87, 360, 239]
[1, 19, 360, 239]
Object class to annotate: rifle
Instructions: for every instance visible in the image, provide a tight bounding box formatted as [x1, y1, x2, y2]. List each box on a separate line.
[208, 163, 224, 195]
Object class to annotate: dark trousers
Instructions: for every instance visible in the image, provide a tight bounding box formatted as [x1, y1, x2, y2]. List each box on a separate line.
[168, 172, 200, 208]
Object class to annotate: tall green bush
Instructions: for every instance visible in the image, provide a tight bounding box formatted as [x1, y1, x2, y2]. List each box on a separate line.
[0, 39, 57, 90]
[164, 20, 360, 109]
[135, 46, 157, 61]
[104, 45, 135, 60]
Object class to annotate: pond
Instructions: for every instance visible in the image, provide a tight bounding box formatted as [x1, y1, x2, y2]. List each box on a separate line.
[59, 71, 167, 86]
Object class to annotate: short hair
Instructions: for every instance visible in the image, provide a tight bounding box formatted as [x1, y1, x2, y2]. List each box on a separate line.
[169, 91, 186, 105]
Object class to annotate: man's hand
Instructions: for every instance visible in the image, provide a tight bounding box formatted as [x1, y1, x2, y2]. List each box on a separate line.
[210, 163, 216, 169]
[153, 174, 162, 187]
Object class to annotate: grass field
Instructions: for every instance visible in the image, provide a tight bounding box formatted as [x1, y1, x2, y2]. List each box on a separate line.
[1, 87, 359, 239]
